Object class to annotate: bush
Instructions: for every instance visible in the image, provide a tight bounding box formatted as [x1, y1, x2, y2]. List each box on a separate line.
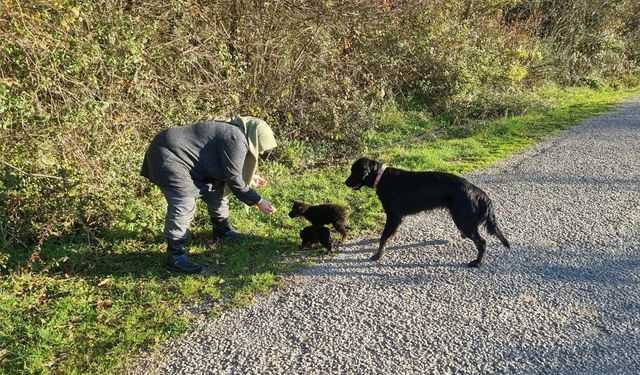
[0, 0, 638, 252]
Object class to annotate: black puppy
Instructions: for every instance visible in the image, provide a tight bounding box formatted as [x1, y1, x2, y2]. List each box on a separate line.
[288, 200, 348, 240]
[345, 157, 510, 267]
[300, 225, 332, 252]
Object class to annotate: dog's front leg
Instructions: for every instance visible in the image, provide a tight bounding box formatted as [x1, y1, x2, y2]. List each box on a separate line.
[371, 215, 402, 261]
[321, 239, 333, 253]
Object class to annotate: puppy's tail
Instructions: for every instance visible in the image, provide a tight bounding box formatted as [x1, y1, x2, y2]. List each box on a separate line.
[484, 202, 510, 249]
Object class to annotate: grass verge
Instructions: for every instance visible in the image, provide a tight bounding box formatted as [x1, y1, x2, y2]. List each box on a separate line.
[1, 86, 638, 374]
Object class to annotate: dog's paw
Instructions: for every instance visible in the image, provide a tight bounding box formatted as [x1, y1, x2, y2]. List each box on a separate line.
[370, 253, 382, 261]
[467, 260, 481, 268]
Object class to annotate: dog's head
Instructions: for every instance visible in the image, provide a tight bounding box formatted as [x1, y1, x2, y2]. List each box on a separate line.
[345, 157, 381, 190]
[288, 200, 310, 218]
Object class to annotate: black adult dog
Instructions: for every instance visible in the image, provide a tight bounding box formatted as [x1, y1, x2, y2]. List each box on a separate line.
[288, 200, 348, 240]
[345, 157, 510, 267]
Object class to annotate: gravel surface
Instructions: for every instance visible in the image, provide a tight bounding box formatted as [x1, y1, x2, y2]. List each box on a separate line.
[127, 99, 640, 374]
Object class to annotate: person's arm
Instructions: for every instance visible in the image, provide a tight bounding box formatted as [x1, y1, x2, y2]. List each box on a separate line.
[219, 135, 261, 206]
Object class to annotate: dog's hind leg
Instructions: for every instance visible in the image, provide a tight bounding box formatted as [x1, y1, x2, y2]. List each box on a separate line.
[467, 230, 487, 268]
[371, 214, 402, 261]
[450, 201, 481, 242]
[333, 220, 348, 241]
[451, 209, 487, 267]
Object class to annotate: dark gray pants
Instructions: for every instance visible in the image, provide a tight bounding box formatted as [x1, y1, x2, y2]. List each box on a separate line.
[161, 186, 229, 241]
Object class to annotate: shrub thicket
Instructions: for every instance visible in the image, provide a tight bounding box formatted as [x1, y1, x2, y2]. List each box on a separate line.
[1, 0, 639, 254]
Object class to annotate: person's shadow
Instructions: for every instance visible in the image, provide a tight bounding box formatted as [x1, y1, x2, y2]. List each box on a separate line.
[5, 227, 303, 279]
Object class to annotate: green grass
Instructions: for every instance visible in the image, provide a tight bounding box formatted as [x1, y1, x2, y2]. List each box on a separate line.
[1, 86, 638, 374]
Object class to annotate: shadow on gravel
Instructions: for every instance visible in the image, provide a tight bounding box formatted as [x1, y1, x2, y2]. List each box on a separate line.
[339, 238, 450, 254]
[307, 237, 467, 281]
[318, 258, 463, 270]
[525, 258, 640, 286]
[478, 174, 640, 187]
[305, 262, 466, 284]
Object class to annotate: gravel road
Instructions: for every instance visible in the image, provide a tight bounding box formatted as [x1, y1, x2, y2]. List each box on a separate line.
[128, 99, 640, 374]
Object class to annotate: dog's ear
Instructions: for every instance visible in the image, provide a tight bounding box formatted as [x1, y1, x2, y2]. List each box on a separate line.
[356, 157, 370, 167]
[367, 157, 380, 168]
[361, 158, 375, 177]
[356, 158, 379, 174]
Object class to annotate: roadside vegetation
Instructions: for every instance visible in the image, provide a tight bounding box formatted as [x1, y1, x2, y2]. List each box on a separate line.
[1, 1, 639, 373]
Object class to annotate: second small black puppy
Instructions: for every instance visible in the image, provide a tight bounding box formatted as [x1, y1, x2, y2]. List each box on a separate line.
[288, 200, 348, 240]
[345, 157, 510, 267]
[300, 225, 332, 252]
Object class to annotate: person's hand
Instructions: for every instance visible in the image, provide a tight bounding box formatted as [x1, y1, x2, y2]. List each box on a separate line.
[257, 199, 276, 214]
[251, 174, 267, 188]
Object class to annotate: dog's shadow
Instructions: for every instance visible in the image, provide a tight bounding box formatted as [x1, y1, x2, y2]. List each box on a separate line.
[306, 237, 464, 281]
[338, 238, 449, 253]
[328, 238, 453, 267]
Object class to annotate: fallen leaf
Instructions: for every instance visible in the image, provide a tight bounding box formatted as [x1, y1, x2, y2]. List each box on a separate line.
[97, 278, 111, 288]
[96, 299, 113, 310]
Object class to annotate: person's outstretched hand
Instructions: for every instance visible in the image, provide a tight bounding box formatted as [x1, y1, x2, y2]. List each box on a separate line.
[257, 199, 276, 214]
[251, 175, 267, 188]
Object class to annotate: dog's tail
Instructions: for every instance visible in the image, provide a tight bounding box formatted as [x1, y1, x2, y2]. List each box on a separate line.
[483, 201, 510, 249]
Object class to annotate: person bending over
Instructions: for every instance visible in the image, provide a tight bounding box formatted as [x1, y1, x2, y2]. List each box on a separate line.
[141, 116, 277, 274]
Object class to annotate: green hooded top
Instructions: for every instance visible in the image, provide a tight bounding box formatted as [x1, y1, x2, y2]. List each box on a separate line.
[226, 116, 277, 194]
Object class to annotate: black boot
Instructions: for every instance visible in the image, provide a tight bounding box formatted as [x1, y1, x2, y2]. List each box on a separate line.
[165, 239, 204, 274]
[211, 217, 241, 239]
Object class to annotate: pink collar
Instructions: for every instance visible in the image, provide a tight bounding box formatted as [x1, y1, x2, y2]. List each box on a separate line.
[373, 164, 387, 189]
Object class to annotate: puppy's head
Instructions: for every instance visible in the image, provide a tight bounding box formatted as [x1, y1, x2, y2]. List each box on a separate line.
[345, 157, 381, 190]
[288, 200, 309, 218]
